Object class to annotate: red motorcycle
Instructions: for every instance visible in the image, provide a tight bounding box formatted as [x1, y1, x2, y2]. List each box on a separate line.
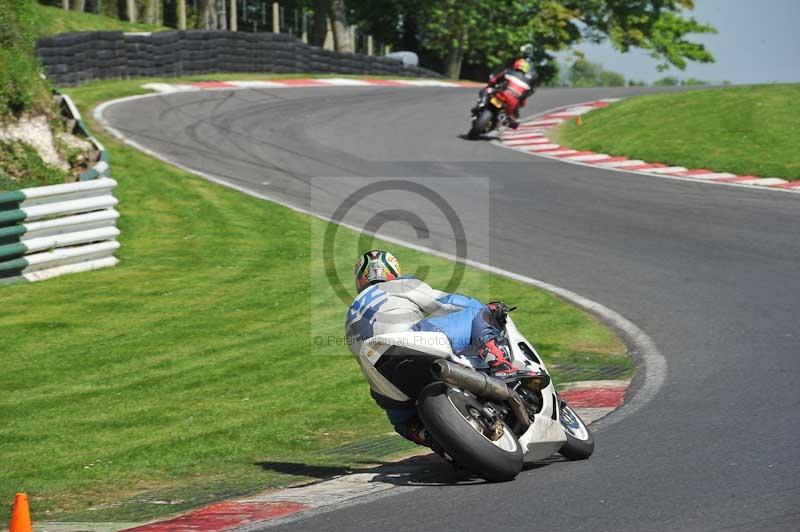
[467, 88, 514, 140]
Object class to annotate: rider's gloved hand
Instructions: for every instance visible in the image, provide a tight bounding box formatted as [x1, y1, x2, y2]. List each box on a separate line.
[487, 301, 515, 327]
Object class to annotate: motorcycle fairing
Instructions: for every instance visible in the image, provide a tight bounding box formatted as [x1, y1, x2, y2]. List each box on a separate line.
[504, 317, 568, 459]
[358, 332, 453, 401]
[358, 321, 570, 461]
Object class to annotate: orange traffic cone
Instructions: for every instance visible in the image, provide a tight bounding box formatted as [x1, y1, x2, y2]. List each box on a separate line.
[8, 493, 32, 532]
[576, 115, 584, 126]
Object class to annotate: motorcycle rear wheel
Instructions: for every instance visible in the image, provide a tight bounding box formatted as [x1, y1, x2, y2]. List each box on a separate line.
[467, 109, 494, 139]
[418, 382, 523, 482]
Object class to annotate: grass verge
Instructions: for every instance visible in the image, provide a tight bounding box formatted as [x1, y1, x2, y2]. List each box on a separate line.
[32, 3, 167, 36]
[0, 78, 630, 524]
[551, 84, 800, 180]
[0, 140, 68, 189]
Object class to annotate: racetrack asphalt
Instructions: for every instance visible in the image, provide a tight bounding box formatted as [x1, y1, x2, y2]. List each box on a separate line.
[103, 85, 800, 531]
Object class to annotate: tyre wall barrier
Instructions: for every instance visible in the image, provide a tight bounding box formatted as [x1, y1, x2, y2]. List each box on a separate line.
[0, 95, 120, 284]
[36, 30, 442, 86]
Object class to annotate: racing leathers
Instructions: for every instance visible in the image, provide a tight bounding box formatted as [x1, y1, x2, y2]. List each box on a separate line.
[483, 67, 537, 128]
[344, 276, 522, 445]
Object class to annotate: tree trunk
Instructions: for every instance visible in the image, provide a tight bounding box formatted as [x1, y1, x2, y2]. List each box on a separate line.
[177, 0, 187, 29]
[217, 0, 226, 30]
[310, 0, 328, 47]
[62, 0, 70, 10]
[126, 0, 137, 22]
[144, 0, 156, 24]
[444, 29, 466, 79]
[330, 0, 352, 53]
[229, 0, 237, 30]
[196, 0, 217, 29]
[72, 0, 85, 11]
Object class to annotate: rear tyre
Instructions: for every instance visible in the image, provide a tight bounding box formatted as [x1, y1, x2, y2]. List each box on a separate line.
[418, 382, 523, 482]
[467, 109, 494, 139]
[558, 399, 595, 460]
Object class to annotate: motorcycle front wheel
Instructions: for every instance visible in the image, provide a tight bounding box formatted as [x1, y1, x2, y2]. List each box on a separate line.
[558, 399, 595, 460]
[467, 109, 494, 139]
[418, 382, 523, 482]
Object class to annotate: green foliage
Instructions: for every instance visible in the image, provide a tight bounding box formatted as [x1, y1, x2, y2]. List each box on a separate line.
[552, 84, 800, 180]
[348, 0, 716, 79]
[0, 140, 67, 190]
[683, 77, 708, 86]
[568, 59, 625, 87]
[0, 0, 51, 117]
[642, 10, 716, 72]
[31, 2, 167, 36]
[654, 76, 679, 86]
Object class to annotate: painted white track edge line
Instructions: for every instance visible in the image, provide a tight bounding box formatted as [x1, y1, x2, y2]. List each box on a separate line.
[492, 101, 800, 196]
[95, 90, 666, 430]
[95, 90, 667, 528]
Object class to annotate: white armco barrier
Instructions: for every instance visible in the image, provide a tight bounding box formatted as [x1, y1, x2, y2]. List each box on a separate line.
[21, 177, 117, 206]
[0, 178, 121, 283]
[21, 210, 120, 240]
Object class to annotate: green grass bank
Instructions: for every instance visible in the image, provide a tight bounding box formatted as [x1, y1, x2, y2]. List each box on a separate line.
[0, 79, 630, 524]
[552, 84, 800, 180]
[32, 2, 167, 36]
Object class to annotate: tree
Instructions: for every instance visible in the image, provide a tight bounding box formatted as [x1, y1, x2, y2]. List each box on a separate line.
[196, 0, 219, 29]
[576, 1, 715, 72]
[568, 59, 603, 87]
[71, 0, 85, 12]
[144, 0, 157, 25]
[330, 0, 353, 52]
[568, 59, 625, 87]
[126, 0, 136, 23]
[310, 0, 329, 47]
[683, 77, 708, 86]
[654, 76, 679, 86]
[177, 0, 186, 29]
[349, 0, 716, 80]
[599, 69, 626, 87]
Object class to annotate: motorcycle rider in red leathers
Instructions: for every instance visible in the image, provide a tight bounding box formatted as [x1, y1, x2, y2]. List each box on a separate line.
[481, 58, 537, 129]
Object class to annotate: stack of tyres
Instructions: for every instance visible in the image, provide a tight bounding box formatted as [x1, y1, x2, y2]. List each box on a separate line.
[123, 33, 148, 78]
[271, 39, 297, 73]
[180, 31, 207, 74]
[150, 31, 180, 77]
[35, 37, 59, 81]
[35, 30, 444, 85]
[294, 43, 312, 74]
[252, 34, 274, 73]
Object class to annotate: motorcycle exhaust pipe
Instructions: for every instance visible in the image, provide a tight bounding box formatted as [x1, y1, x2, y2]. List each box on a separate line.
[431, 359, 511, 402]
[431, 360, 532, 430]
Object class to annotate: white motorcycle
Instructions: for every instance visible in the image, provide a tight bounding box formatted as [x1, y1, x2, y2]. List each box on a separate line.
[356, 309, 594, 482]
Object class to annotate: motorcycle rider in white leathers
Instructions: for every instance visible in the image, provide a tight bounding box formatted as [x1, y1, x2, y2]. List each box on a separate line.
[345, 250, 534, 446]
